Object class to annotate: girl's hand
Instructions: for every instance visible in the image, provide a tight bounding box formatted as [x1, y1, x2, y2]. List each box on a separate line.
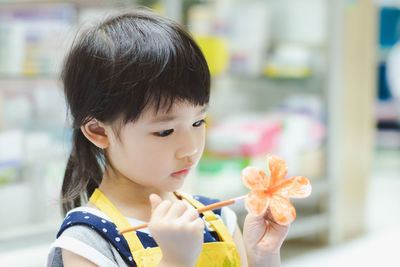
[243, 208, 289, 267]
[149, 194, 204, 267]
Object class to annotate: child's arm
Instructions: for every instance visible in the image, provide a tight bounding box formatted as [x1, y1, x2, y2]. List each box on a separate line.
[62, 249, 98, 267]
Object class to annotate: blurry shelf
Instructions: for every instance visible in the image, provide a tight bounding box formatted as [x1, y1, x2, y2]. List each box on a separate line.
[0, 74, 58, 79]
[376, 100, 400, 122]
[224, 74, 325, 93]
[0, 76, 59, 81]
[286, 213, 329, 240]
[378, 47, 392, 63]
[294, 178, 329, 202]
[0, 77, 61, 90]
[0, 220, 60, 252]
[376, 129, 400, 148]
[0, 0, 122, 8]
[377, 120, 400, 130]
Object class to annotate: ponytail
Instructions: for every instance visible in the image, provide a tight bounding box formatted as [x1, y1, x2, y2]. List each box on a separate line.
[61, 128, 103, 215]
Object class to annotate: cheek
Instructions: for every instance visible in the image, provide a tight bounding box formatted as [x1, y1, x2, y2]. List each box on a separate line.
[123, 138, 172, 175]
[106, 138, 147, 175]
[197, 131, 206, 158]
[138, 142, 171, 167]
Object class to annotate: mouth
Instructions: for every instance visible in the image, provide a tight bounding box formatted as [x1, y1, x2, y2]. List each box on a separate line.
[171, 166, 192, 178]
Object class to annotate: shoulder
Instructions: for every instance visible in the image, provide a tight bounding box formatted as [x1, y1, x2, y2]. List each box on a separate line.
[46, 209, 127, 267]
[59, 223, 115, 256]
[56, 209, 129, 254]
[46, 224, 119, 267]
[57, 207, 119, 238]
[60, 224, 111, 247]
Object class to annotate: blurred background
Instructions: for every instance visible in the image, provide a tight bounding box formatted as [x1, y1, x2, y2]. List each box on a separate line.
[0, 0, 399, 266]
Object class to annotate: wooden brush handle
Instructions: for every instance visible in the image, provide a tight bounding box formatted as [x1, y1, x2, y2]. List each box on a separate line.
[118, 199, 237, 235]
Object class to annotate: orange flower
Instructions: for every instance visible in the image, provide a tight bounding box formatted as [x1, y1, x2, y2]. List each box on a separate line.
[241, 154, 312, 225]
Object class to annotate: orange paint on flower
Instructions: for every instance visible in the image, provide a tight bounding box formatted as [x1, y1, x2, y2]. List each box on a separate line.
[241, 154, 312, 225]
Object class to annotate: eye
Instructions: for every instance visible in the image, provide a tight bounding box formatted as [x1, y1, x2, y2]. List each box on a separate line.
[153, 129, 174, 137]
[193, 119, 206, 127]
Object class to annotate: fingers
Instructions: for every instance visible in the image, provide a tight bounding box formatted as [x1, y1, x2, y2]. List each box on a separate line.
[150, 195, 199, 224]
[186, 217, 205, 234]
[150, 194, 163, 211]
[190, 217, 205, 229]
[178, 207, 199, 223]
[165, 201, 188, 220]
[264, 207, 279, 224]
[151, 198, 172, 220]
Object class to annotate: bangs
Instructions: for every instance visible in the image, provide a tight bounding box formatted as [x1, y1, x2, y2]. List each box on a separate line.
[94, 11, 210, 123]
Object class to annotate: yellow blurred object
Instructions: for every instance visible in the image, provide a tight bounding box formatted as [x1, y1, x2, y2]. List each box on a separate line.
[195, 36, 229, 75]
[151, 3, 165, 15]
[205, 114, 212, 131]
[263, 64, 311, 78]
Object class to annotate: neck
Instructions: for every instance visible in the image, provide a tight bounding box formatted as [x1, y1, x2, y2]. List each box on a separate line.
[94, 170, 178, 222]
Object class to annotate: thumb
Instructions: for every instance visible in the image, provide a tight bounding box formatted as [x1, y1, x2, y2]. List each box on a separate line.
[243, 213, 267, 242]
[149, 193, 163, 211]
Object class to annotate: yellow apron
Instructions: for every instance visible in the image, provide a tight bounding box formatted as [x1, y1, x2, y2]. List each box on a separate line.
[89, 189, 241, 266]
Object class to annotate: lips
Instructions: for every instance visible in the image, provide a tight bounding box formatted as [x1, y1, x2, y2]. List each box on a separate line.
[171, 167, 191, 178]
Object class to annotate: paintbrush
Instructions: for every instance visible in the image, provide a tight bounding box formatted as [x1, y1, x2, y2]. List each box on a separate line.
[118, 194, 247, 235]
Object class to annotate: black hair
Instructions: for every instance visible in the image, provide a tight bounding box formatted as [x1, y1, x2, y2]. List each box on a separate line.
[61, 9, 210, 215]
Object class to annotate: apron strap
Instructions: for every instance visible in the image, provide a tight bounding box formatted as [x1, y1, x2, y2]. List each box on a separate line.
[175, 191, 235, 244]
[89, 189, 144, 252]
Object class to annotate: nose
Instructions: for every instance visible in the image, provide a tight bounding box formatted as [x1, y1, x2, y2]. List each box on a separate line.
[175, 132, 199, 160]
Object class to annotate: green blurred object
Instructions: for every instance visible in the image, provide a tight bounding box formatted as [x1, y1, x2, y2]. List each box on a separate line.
[134, 0, 203, 25]
[0, 168, 17, 185]
[198, 153, 250, 175]
[136, 0, 159, 6]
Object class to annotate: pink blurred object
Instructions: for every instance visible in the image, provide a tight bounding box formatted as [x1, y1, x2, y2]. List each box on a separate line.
[239, 121, 281, 157]
[207, 116, 282, 157]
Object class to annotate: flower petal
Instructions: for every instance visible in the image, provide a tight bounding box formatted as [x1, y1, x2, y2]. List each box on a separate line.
[241, 166, 270, 190]
[245, 190, 271, 215]
[266, 154, 288, 187]
[269, 194, 296, 225]
[274, 176, 312, 199]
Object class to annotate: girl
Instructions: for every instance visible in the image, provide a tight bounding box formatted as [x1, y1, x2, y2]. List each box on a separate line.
[46, 9, 289, 267]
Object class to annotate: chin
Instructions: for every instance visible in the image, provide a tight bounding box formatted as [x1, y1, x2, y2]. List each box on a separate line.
[167, 182, 185, 192]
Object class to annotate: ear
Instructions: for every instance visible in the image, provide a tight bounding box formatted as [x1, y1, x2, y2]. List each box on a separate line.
[80, 119, 110, 149]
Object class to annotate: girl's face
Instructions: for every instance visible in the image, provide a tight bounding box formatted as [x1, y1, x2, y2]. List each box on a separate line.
[105, 101, 207, 193]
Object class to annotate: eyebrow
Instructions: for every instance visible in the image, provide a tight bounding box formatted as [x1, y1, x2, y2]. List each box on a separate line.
[150, 105, 209, 123]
